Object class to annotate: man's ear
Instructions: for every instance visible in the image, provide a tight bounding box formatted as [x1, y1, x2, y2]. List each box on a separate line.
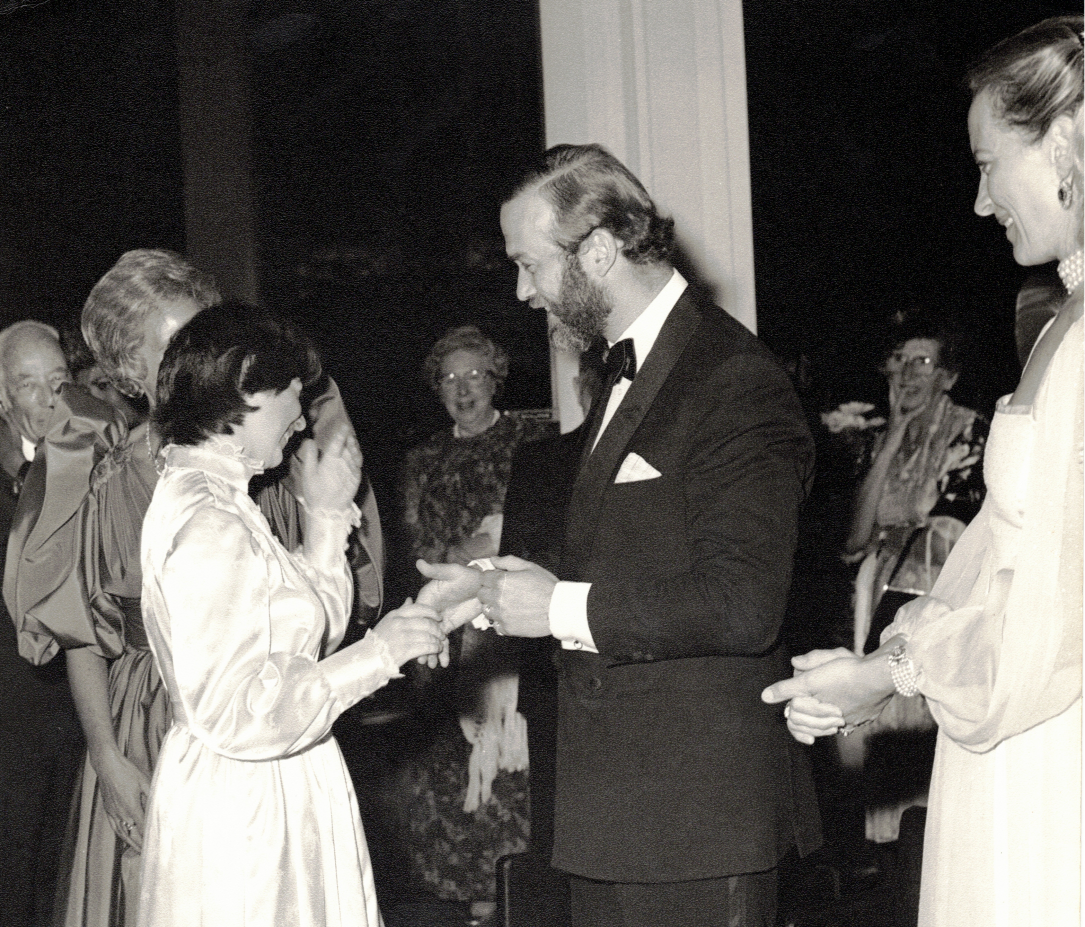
[579, 227, 621, 278]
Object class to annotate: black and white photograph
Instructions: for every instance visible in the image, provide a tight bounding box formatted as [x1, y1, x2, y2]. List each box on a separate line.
[0, 2, 1079, 926]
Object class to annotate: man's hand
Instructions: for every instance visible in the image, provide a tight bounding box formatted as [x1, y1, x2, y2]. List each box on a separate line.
[476, 555, 557, 638]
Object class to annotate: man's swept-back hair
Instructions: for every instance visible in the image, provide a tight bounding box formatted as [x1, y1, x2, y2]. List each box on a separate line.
[507, 143, 675, 265]
[82, 249, 221, 397]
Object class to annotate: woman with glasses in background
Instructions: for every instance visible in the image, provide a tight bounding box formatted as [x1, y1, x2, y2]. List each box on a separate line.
[398, 325, 543, 923]
[846, 319, 988, 659]
[837, 318, 987, 924]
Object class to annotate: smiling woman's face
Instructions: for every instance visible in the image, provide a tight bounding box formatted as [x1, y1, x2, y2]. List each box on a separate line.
[883, 338, 958, 413]
[438, 347, 497, 435]
[233, 378, 305, 469]
[969, 89, 1064, 268]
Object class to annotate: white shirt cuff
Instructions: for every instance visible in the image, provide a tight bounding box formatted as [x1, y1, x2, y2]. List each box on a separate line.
[549, 581, 598, 653]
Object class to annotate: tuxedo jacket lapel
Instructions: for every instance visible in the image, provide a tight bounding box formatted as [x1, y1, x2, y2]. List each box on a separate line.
[565, 291, 703, 569]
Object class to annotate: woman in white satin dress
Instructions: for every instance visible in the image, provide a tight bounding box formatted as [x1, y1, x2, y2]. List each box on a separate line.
[763, 16, 1083, 927]
[137, 305, 449, 927]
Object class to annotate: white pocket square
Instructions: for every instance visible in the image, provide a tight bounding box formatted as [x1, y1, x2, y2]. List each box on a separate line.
[615, 452, 662, 483]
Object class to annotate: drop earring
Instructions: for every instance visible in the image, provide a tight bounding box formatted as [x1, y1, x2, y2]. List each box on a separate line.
[1057, 175, 1075, 210]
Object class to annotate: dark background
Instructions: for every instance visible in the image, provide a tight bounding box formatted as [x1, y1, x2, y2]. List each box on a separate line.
[0, 0, 1078, 521]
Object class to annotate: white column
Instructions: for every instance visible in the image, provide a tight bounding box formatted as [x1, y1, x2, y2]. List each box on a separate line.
[538, 0, 756, 430]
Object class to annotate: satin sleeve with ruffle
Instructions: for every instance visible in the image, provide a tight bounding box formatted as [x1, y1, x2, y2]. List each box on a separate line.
[3, 384, 127, 665]
[142, 475, 399, 762]
[885, 314, 1083, 753]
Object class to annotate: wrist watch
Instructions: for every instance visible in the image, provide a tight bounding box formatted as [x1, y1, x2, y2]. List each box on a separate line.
[888, 643, 920, 697]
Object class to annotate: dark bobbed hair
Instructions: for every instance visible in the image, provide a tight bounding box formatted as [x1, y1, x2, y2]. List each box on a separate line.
[423, 324, 509, 393]
[884, 316, 963, 375]
[82, 249, 221, 397]
[506, 143, 675, 266]
[154, 302, 321, 447]
[968, 15, 1083, 144]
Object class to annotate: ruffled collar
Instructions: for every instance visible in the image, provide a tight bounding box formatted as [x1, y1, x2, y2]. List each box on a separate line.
[163, 434, 265, 488]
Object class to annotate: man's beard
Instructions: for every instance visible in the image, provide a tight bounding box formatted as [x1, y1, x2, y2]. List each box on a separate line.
[547, 254, 612, 353]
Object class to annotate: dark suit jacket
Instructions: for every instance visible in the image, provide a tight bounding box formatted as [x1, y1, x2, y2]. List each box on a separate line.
[554, 285, 821, 883]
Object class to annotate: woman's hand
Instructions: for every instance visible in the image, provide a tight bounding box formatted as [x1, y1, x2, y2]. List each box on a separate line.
[299, 424, 362, 512]
[845, 377, 927, 555]
[762, 647, 895, 744]
[371, 601, 446, 668]
[416, 560, 483, 621]
[92, 747, 152, 852]
[66, 648, 149, 851]
[446, 533, 497, 565]
[885, 376, 926, 441]
[783, 695, 847, 745]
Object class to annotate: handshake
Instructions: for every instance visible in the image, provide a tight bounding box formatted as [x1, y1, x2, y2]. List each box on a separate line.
[373, 557, 560, 670]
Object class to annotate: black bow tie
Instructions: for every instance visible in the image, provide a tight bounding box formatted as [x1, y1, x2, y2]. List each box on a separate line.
[604, 338, 637, 386]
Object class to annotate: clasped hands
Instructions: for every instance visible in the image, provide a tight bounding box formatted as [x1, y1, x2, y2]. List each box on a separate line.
[760, 646, 895, 745]
[414, 555, 557, 656]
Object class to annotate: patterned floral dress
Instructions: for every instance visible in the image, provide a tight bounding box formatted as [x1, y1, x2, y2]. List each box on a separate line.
[398, 414, 542, 905]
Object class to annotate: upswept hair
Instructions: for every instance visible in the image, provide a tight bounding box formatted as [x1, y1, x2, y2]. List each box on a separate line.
[424, 324, 509, 392]
[82, 249, 221, 397]
[968, 15, 1083, 144]
[508, 143, 675, 265]
[154, 302, 320, 448]
[0, 320, 63, 411]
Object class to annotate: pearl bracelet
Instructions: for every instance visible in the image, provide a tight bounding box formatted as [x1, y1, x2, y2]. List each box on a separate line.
[888, 643, 920, 697]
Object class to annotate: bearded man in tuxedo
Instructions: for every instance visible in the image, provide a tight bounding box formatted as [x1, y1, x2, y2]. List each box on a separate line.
[473, 144, 821, 927]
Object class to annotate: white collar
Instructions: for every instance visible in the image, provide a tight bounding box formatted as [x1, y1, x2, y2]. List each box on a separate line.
[610, 269, 688, 369]
[164, 436, 265, 488]
[453, 408, 501, 439]
[20, 435, 36, 463]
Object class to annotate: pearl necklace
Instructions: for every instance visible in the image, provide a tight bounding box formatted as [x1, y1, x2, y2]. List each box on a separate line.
[1058, 249, 1083, 296]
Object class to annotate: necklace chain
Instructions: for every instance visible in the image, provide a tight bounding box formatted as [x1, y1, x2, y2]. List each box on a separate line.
[145, 425, 164, 476]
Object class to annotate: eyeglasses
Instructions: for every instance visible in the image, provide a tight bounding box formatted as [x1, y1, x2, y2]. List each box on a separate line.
[438, 368, 493, 389]
[883, 352, 938, 375]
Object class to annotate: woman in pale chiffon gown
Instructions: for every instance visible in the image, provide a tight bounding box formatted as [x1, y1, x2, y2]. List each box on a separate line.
[137, 305, 450, 926]
[763, 16, 1083, 927]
